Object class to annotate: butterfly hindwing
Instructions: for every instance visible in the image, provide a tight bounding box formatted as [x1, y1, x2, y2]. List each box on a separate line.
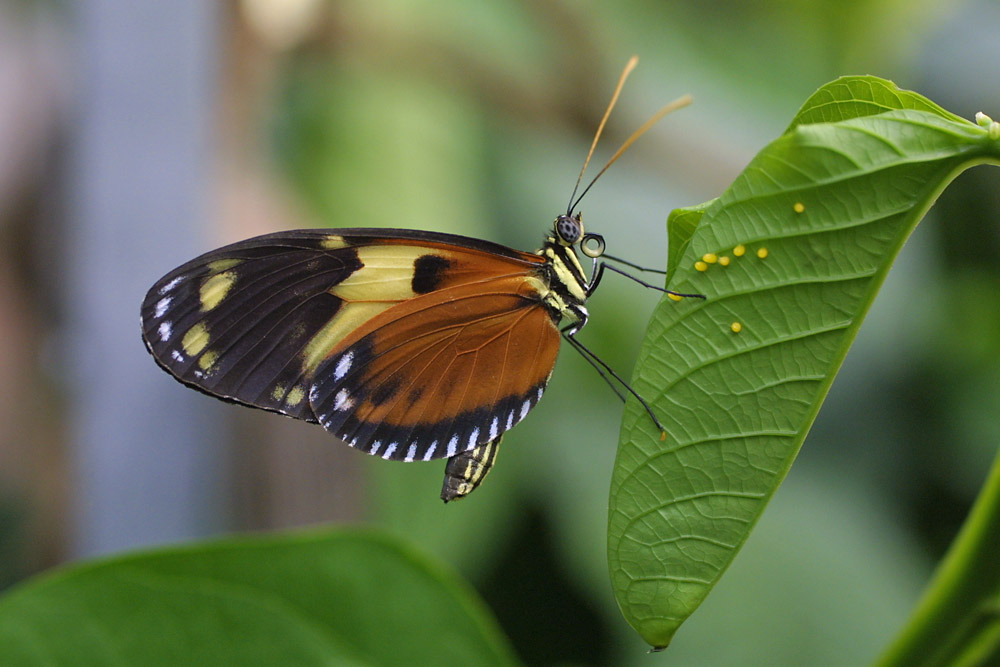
[310, 275, 561, 461]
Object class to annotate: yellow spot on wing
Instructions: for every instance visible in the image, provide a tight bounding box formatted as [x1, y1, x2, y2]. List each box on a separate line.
[207, 259, 242, 272]
[332, 246, 430, 301]
[182, 322, 210, 356]
[198, 350, 218, 371]
[271, 384, 286, 401]
[321, 235, 348, 249]
[285, 386, 305, 407]
[200, 271, 237, 311]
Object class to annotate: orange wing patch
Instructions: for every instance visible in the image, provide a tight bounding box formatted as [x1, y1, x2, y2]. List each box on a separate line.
[310, 276, 561, 462]
[302, 240, 544, 374]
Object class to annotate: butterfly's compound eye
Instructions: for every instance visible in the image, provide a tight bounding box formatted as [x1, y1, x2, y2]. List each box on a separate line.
[554, 214, 583, 245]
[581, 233, 605, 258]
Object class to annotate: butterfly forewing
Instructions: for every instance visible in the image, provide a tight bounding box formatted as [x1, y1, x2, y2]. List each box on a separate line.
[141, 228, 557, 459]
[310, 277, 561, 461]
[142, 232, 364, 421]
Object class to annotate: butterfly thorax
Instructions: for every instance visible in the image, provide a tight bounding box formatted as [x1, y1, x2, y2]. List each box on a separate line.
[535, 214, 596, 334]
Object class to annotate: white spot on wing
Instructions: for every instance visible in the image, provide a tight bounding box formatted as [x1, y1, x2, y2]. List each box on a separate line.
[489, 417, 499, 441]
[446, 435, 458, 458]
[154, 297, 171, 318]
[171, 350, 184, 363]
[333, 388, 354, 411]
[158, 321, 172, 342]
[309, 385, 319, 403]
[369, 440, 381, 455]
[468, 427, 479, 448]
[537, 387, 544, 402]
[519, 399, 531, 421]
[159, 276, 183, 294]
[334, 352, 354, 381]
[423, 441, 437, 461]
[405, 442, 417, 462]
[506, 411, 514, 430]
[382, 442, 398, 460]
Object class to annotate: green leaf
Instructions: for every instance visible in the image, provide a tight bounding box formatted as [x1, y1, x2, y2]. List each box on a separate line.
[609, 75, 1000, 648]
[785, 75, 969, 131]
[0, 528, 516, 666]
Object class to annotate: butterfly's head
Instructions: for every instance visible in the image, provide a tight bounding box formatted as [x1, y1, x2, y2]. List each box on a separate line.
[553, 213, 605, 258]
[554, 213, 584, 245]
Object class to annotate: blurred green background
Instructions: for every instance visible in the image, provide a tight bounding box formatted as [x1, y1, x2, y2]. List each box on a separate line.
[1, 0, 998, 663]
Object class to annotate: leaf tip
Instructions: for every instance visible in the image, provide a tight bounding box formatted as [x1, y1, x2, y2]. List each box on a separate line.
[637, 621, 678, 652]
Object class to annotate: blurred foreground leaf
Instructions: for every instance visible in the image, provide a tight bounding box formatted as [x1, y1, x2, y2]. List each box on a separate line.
[609, 76, 1000, 649]
[0, 528, 516, 666]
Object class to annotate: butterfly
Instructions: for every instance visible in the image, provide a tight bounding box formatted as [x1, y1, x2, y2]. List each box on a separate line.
[140, 58, 700, 501]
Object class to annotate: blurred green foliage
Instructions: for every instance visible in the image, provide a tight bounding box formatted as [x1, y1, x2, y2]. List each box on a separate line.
[0, 529, 517, 666]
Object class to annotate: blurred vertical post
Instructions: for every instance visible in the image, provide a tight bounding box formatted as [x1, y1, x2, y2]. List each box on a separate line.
[67, 1, 227, 557]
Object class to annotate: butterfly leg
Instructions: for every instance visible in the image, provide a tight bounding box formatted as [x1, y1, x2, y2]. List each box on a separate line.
[587, 261, 705, 299]
[600, 253, 666, 274]
[441, 436, 502, 502]
[562, 330, 666, 434]
[561, 333, 627, 403]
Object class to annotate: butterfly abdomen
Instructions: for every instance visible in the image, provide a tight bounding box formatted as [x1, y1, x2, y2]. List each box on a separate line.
[441, 437, 502, 502]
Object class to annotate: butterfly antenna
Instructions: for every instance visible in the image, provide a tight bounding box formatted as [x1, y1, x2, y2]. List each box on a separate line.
[565, 55, 639, 216]
[569, 93, 693, 214]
